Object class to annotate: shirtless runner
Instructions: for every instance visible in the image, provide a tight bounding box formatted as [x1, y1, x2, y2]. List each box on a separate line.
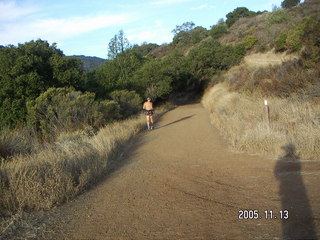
[143, 97, 154, 130]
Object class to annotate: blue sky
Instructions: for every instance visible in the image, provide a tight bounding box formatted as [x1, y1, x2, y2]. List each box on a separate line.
[0, 0, 283, 58]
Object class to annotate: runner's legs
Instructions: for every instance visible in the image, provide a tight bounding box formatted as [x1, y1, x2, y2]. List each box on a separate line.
[146, 115, 151, 129]
[150, 115, 154, 129]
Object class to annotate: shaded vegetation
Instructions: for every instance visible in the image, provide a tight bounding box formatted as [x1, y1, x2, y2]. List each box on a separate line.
[0, 40, 84, 128]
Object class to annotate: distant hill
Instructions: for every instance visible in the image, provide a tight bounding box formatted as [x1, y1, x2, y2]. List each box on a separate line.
[71, 55, 106, 72]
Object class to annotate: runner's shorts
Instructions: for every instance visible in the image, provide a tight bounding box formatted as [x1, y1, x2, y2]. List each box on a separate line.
[145, 110, 154, 116]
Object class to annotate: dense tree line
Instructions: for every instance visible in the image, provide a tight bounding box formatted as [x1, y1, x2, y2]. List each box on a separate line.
[0, 40, 83, 128]
[0, 35, 248, 134]
[0, 5, 267, 134]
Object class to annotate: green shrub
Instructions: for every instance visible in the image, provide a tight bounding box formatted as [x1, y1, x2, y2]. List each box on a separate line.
[285, 19, 311, 52]
[275, 32, 288, 51]
[187, 39, 246, 80]
[188, 27, 209, 44]
[160, 52, 196, 92]
[210, 23, 228, 39]
[301, 16, 320, 67]
[0, 40, 84, 128]
[110, 90, 142, 118]
[240, 35, 258, 50]
[286, 28, 303, 51]
[132, 43, 159, 57]
[218, 44, 246, 69]
[172, 22, 208, 46]
[226, 7, 257, 27]
[281, 0, 300, 8]
[267, 9, 289, 25]
[92, 100, 121, 127]
[27, 88, 107, 139]
[130, 60, 173, 100]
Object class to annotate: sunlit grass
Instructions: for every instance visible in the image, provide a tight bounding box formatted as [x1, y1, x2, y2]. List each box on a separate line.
[202, 83, 320, 160]
[0, 105, 172, 216]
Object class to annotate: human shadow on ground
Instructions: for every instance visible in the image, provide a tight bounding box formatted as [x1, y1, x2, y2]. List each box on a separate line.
[155, 115, 195, 129]
[274, 144, 318, 240]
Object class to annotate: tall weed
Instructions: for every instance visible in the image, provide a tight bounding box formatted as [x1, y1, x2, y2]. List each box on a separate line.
[227, 59, 320, 97]
[0, 128, 40, 160]
[0, 105, 172, 214]
[202, 83, 320, 160]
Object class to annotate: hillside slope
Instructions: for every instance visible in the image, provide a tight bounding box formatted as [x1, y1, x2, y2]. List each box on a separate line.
[202, 49, 319, 162]
[71, 55, 106, 71]
[200, 1, 320, 161]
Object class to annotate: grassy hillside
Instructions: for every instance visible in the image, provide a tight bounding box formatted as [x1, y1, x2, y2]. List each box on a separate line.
[202, 0, 320, 160]
[152, 1, 319, 60]
[219, 1, 320, 52]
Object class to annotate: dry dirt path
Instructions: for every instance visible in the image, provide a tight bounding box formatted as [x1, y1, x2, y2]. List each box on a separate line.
[243, 51, 299, 68]
[46, 103, 320, 240]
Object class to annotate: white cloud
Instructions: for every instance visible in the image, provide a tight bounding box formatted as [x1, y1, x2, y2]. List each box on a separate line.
[35, 14, 132, 39]
[155, 20, 164, 27]
[149, 0, 191, 6]
[190, 4, 216, 10]
[0, 0, 39, 21]
[0, 0, 138, 46]
[127, 25, 172, 45]
[0, 13, 135, 45]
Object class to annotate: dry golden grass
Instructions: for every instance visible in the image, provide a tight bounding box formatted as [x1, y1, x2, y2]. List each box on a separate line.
[0, 128, 41, 159]
[202, 82, 320, 160]
[0, 105, 172, 217]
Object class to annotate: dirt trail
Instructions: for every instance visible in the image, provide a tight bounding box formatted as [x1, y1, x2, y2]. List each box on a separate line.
[46, 104, 320, 240]
[244, 51, 299, 68]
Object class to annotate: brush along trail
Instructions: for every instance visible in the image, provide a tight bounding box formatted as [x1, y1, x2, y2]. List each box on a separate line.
[46, 103, 319, 240]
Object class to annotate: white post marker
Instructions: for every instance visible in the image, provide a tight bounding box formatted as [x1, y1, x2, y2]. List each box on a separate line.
[264, 99, 270, 131]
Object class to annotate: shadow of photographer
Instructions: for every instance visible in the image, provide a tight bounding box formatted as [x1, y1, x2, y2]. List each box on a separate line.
[274, 144, 317, 239]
